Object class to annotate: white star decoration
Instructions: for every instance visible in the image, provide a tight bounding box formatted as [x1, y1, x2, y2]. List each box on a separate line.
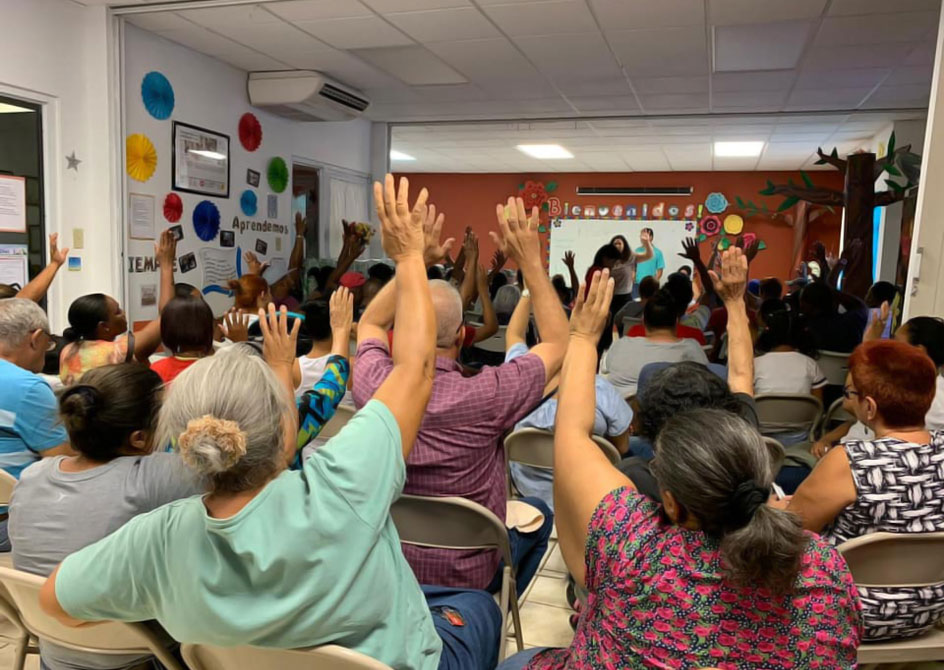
[65, 151, 81, 171]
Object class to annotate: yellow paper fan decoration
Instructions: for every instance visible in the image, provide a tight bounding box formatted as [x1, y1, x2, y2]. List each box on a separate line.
[723, 214, 744, 235]
[126, 133, 157, 182]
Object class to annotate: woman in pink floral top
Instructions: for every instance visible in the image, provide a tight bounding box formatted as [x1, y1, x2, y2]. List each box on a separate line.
[500, 255, 861, 670]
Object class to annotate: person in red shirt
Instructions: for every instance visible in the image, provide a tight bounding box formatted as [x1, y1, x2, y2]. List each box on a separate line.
[150, 297, 215, 384]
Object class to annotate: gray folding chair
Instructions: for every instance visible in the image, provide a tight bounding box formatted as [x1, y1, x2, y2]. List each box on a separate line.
[818, 350, 850, 386]
[621, 316, 642, 335]
[183, 643, 392, 670]
[471, 326, 507, 354]
[504, 428, 621, 470]
[0, 469, 16, 507]
[0, 567, 184, 670]
[763, 437, 786, 476]
[318, 402, 356, 439]
[817, 397, 855, 439]
[0, 586, 36, 670]
[753, 394, 823, 441]
[837, 532, 944, 664]
[389, 494, 523, 661]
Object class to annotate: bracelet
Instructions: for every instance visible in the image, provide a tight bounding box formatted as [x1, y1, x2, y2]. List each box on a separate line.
[296, 235, 304, 239]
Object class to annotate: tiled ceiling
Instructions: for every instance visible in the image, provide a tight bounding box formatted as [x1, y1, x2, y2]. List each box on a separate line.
[91, 0, 941, 171]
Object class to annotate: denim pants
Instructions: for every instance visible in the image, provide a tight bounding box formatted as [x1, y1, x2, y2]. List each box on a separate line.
[424, 586, 503, 670]
[497, 647, 552, 670]
[486, 497, 553, 598]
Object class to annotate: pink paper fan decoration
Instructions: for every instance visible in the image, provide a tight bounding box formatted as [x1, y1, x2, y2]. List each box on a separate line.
[163, 193, 183, 223]
[239, 113, 262, 152]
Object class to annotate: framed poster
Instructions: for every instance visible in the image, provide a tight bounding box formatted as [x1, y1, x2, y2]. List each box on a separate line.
[172, 121, 230, 198]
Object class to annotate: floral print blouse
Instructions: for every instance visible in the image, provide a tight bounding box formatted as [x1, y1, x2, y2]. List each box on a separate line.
[527, 487, 862, 670]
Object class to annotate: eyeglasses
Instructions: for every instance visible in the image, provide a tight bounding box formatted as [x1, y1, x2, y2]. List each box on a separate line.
[34, 329, 57, 351]
[842, 386, 861, 400]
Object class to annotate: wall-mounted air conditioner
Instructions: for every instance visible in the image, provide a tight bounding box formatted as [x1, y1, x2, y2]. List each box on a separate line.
[248, 71, 370, 122]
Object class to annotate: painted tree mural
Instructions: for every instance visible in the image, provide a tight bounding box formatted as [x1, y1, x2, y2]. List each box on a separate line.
[756, 133, 921, 297]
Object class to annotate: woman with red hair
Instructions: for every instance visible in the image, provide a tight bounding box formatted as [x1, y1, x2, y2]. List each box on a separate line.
[788, 339, 944, 641]
[226, 274, 271, 332]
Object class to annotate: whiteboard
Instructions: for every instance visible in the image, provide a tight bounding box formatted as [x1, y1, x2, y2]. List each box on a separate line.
[548, 219, 695, 281]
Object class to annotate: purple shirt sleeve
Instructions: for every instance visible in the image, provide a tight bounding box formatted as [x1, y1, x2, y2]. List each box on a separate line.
[352, 339, 394, 410]
[482, 353, 547, 429]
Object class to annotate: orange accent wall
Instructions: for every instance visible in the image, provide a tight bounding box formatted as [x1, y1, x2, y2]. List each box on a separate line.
[396, 171, 845, 281]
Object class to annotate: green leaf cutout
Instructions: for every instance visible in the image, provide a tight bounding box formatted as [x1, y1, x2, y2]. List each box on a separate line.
[801, 171, 814, 188]
[778, 196, 799, 212]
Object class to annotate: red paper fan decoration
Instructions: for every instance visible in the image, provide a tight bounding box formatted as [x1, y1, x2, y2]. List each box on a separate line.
[239, 113, 262, 152]
[163, 193, 183, 223]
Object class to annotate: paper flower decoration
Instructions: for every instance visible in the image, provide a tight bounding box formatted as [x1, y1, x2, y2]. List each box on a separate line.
[240, 189, 257, 216]
[742, 232, 757, 248]
[239, 113, 263, 152]
[193, 200, 221, 242]
[126, 134, 157, 182]
[141, 71, 174, 120]
[267, 157, 288, 193]
[699, 214, 721, 237]
[723, 214, 744, 235]
[685, 221, 695, 232]
[520, 180, 548, 210]
[705, 192, 729, 214]
[163, 193, 182, 223]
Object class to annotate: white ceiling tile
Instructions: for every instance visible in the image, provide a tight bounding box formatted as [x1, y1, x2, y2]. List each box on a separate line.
[827, 0, 941, 15]
[516, 33, 621, 77]
[363, 0, 470, 10]
[294, 16, 413, 48]
[712, 89, 789, 108]
[638, 92, 709, 110]
[711, 71, 797, 92]
[426, 38, 542, 80]
[714, 20, 814, 72]
[177, 5, 281, 27]
[621, 150, 672, 171]
[569, 95, 640, 112]
[554, 77, 632, 96]
[609, 27, 708, 76]
[589, 0, 704, 30]
[217, 50, 288, 72]
[803, 43, 916, 69]
[209, 21, 331, 55]
[354, 45, 468, 83]
[633, 76, 709, 94]
[885, 65, 935, 86]
[125, 12, 194, 32]
[785, 87, 873, 109]
[266, 0, 373, 21]
[477, 78, 560, 100]
[709, 0, 827, 25]
[155, 26, 247, 56]
[794, 67, 891, 89]
[863, 83, 932, 108]
[904, 40, 938, 66]
[481, 1, 598, 36]
[362, 85, 421, 102]
[408, 83, 487, 101]
[813, 12, 938, 47]
[385, 8, 500, 42]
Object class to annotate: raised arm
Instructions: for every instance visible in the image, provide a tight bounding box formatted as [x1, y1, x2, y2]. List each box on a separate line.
[318, 220, 368, 298]
[370, 175, 436, 458]
[491, 197, 568, 381]
[260, 303, 303, 405]
[289, 213, 307, 278]
[458, 230, 479, 310]
[505, 288, 531, 351]
[554, 269, 634, 588]
[16, 234, 68, 303]
[562, 251, 579, 303]
[131, 230, 176, 362]
[473, 265, 498, 343]
[709, 247, 753, 396]
[632, 230, 654, 263]
[679, 237, 718, 308]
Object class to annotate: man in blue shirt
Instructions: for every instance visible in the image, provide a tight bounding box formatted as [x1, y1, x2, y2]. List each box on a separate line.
[0, 299, 71, 550]
[634, 227, 665, 298]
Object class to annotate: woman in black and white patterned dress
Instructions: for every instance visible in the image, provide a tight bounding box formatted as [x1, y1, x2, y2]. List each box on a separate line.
[787, 339, 944, 641]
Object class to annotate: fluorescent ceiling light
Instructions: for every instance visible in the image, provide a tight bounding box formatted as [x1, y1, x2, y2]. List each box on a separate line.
[517, 144, 574, 159]
[187, 149, 227, 160]
[390, 150, 416, 161]
[714, 141, 764, 157]
[0, 102, 33, 114]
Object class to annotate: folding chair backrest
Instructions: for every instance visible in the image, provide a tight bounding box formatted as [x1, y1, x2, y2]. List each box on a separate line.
[0, 470, 16, 507]
[763, 437, 786, 475]
[622, 316, 642, 334]
[0, 567, 183, 670]
[818, 350, 850, 386]
[820, 397, 855, 438]
[182, 643, 392, 670]
[754, 394, 823, 434]
[319, 403, 356, 439]
[472, 326, 507, 353]
[837, 532, 944, 587]
[504, 428, 621, 470]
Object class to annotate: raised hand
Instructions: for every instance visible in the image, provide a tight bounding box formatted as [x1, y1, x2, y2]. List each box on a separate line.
[259, 303, 301, 370]
[244, 251, 269, 276]
[221, 309, 250, 343]
[708, 247, 748, 303]
[155, 229, 177, 269]
[294, 212, 307, 237]
[422, 203, 454, 267]
[562, 250, 575, 268]
[570, 268, 614, 344]
[373, 174, 427, 262]
[49, 233, 69, 267]
[840, 239, 864, 270]
[340, 219, 368, 261]
[639, 229, 652, 244]
[463, 229, 480, 267]
[679, 237, 701, 263]
[491, 249, 507, 273]
[864, 300, 890, 342]
[490, 196, 540, 266]
[329, 286, 354, 340]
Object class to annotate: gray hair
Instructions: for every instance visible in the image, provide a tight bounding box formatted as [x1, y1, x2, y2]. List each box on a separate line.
[429, 279, 463, 348]
[156, 347, 294, 493]
[493, 285, 521, 319]
[651, 408, 807, 593]
[0, 298, 49, 348]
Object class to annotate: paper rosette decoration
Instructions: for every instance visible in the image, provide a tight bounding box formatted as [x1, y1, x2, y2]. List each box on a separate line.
[723, 214, 744, 235]
[163, 193, 183, 223]
[742, 232, 758, 248]
[240, 189, 258, 216]
[705, 192, 729, 214]
[126, 134, 157, 182]
[193, 200, 221, 242]
[239, 113, 263, 152]
[267, 157, 288, 193]
[699, 214, 721, 236]
[141, 71, 174, 120]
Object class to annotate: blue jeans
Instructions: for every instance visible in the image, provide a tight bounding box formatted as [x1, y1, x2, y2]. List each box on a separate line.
[0, 518, 10, 553]
[497, 647, 552, 670]
[424, 586, 502, 670]
[486, 497, 553, 598]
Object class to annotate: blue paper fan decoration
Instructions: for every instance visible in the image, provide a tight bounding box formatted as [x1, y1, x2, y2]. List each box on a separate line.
[141, 72, 175, 120]
[193, 200, 220, 242]
[240, 189, 257, 216]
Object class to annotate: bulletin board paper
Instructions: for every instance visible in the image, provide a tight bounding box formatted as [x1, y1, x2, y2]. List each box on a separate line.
[0, 245, 29, 288]
[0, 175, 27, 233]
[199, 248, 237, 287]
[129, 193, 156, 240]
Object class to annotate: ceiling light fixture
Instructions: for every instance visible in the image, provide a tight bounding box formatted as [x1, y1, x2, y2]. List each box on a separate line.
[517, 144, 574, 159]
[714, 141, 765, 157]
[390, 150, 415, 161]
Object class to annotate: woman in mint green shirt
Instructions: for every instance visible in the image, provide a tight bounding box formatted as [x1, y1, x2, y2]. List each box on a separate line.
[38, 179, 507, 670]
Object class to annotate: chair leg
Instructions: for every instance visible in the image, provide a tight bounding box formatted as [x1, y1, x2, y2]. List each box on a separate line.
[509, 576, 523, 653]
[499, 572, 509, 662]
[12, 634, 29, 670]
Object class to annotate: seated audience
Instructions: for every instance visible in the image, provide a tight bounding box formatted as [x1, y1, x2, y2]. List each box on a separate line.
[754, 299, 826, 399]
[151, 296, 216, 384]
[798, 281, 868, 353]
[613, 275, 658, 333]
[788, 339, 943, 641]
[497, 267, 861, 669]
[10, 363, 201, 670]
[227, 272, 270, 328]
[294, 288, 354, 401]
[493, 283, 521, 325]
[602, 289, 708, 397]
[624, 273, 706, 344]
[40, 176, 502, 670]
[0, 298, 72, 551]
[503, 290, 632, 511]
[60, 230, 175, 384]
[354, 196, 566, 596]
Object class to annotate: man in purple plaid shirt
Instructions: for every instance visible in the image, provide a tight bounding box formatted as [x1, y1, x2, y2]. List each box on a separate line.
[354, 196, 569, 595]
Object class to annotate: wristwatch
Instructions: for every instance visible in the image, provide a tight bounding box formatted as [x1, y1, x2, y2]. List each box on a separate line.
[521, 288, 531, 298]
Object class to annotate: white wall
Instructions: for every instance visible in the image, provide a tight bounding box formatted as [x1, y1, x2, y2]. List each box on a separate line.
[0, 0, 117, 330]
[122, 24, 372, 321]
